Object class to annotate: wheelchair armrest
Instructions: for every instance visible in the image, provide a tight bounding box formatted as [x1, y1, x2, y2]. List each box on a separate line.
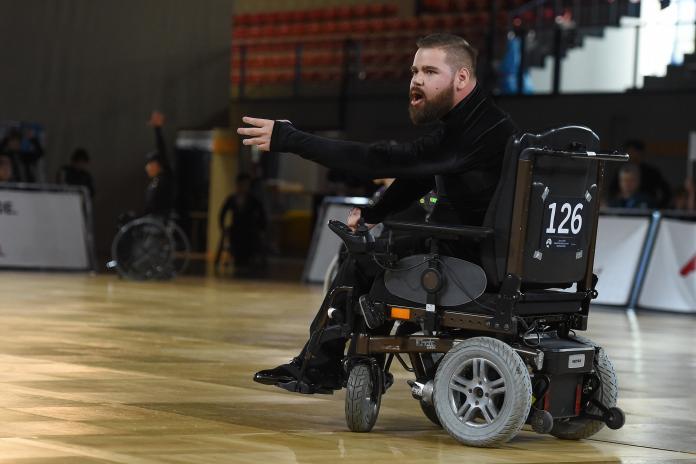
[382, 220, 494, 241]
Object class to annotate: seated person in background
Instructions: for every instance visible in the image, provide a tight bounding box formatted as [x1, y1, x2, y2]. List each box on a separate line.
[671, 177, 695, 211]
[143, 111, 174, 218]
[219, 173, 267, 276]
[609, 163, 657, 209]
[609, 139, 671, 208]
[0, 153, 13, 182]
[57, 148, 95, 198]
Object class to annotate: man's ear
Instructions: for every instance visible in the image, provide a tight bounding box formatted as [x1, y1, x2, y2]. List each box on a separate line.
[456, 67, 470, 90]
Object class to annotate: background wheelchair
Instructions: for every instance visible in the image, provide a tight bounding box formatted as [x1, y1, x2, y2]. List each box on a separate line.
[295, 126, 628, 447]
[107, 214, 190, 280]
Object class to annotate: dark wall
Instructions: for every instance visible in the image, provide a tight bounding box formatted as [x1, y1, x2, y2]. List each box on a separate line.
[0, 0, 232, 260]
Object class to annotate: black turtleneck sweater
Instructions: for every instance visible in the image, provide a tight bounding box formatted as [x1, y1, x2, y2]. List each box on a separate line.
[270, 84, 517, 226]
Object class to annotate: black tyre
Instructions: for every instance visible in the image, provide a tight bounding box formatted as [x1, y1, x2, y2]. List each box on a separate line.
[420, 401, 441, 427]
[433, 337, 532, 447]
[169, 222, 191, 276]
[550, 335, 619, 440]
[111, 218, 173, 280]
[345, 364, 381, 432]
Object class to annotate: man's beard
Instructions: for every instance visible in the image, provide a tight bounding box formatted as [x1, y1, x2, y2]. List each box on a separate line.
[408, 84, 455, 125]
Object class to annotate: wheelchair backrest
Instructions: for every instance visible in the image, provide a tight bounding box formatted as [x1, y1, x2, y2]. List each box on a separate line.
[482, 126, 603, 289]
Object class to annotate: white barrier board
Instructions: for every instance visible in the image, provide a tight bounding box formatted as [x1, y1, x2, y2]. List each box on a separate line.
[0, 189, 90, 269]
[638, 218, 696, 312]
[304, 203, 354, 283]
[593, 216, 650, 305]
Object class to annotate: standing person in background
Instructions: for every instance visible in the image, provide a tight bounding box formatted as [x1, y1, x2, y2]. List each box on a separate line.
[218, 173, 267, 277]
[143, 111, 174, 218]
[0, 154, 13, 183]
[0, 128, 44, 183]
[57, 148, 95, 198]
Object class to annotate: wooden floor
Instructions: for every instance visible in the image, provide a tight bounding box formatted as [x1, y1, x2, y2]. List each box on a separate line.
[0, 273, 695, 463]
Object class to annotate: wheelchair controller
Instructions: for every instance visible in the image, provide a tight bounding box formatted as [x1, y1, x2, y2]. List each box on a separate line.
[327, 219, 384, 255]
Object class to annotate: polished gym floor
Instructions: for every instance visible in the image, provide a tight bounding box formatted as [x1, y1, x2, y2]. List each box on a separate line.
[0, 273, 694, 463]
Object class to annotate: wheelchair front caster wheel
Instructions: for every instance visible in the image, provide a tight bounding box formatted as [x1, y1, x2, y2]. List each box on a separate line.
[420, 401, 442, 427]
[345, 363, 381, 432]
[604, 407, 625, 430]
[530, 409, 554, 434]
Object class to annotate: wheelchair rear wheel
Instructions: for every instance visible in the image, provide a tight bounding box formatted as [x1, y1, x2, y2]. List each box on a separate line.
[345, 363, 382, 432]
[432, 337, 532, 447]
[550, 336, 619, 440]
[111, 217, 174, 280]
[168, 222, 191, 276]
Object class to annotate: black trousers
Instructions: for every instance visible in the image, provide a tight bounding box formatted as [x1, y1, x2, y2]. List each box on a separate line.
[296, 234, 441, 375]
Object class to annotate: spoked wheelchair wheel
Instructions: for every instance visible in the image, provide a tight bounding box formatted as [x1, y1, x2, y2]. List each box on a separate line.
[168, 222, 191, 276]
[433, 337, 532, 447]
[550, 335, 620, 440]
[345, 363, 382, 432]
[110, 217, 174, 280]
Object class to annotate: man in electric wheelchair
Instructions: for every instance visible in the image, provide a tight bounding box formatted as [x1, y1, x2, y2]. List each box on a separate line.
[238, 33, 627, 447]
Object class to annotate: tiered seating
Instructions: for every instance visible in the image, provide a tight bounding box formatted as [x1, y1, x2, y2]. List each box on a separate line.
[230, 2, 511, 88]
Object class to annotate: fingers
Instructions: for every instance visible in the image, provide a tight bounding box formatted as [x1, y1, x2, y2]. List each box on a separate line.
[242, 137, 266, 146]
[242, 116, 270, 127]
[237, 127, 266, 136]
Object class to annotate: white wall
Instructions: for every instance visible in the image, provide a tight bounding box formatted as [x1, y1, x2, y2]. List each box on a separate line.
[530, 0, 696, 93]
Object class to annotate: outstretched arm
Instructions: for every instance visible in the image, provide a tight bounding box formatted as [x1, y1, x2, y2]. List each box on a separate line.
[238, 116, 511, 178]
[238, 117, 448, 179]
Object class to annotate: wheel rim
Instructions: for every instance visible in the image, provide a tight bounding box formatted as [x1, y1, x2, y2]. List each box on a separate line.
[363, 378, 379, 415]
[448, 357, 507, 428]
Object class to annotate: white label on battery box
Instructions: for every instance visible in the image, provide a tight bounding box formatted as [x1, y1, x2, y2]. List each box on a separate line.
[568, 354, 586, 369]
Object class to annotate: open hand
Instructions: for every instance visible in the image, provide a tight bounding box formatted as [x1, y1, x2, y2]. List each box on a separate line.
[237, 116, 274, 151]
[347, 207, 376, 232]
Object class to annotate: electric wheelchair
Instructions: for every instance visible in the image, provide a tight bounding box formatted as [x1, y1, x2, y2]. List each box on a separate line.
[107, 214, 190, 280]
[288, 126, 628, 447]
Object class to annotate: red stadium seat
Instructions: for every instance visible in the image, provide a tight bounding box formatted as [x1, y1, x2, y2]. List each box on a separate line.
[336, 6, 352, 20]
[353, 5, 370, 19]
[352, 19, 370, 33]
[307, 9, 322, 22]
[336, 21, 352, 34]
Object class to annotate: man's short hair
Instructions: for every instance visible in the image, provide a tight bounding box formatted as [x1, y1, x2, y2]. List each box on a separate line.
[416, 33, 478, 75]
[619, 163, 640, 178]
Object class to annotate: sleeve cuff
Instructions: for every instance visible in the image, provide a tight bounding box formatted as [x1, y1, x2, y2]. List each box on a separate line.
[360, 206, 384, 225]
[270, 120, 294, 152]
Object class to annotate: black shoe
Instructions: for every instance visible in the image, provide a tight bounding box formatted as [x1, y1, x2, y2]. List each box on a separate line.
[253, 358, 343, 394]
[253, 358, 302, 386]
[359, 295, 385, 329]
